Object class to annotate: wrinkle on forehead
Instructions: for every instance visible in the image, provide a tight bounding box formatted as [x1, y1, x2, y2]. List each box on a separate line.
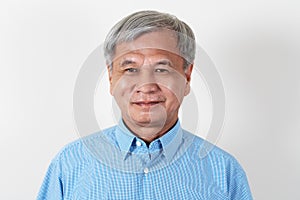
[113, 49, 184, 70]
[114, 30, 180, 61]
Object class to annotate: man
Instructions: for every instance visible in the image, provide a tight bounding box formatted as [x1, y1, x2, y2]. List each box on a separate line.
[37, 10, 253, 199]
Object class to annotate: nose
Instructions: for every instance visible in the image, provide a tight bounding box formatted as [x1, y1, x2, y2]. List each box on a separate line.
[135, 69, 160, 94]
[136, 83, 159, 94]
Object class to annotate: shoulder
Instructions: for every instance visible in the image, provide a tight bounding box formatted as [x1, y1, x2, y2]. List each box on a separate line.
[182, 129, 247, 176]
[53, 126, 117, 170]
[182, 130, 252, 197]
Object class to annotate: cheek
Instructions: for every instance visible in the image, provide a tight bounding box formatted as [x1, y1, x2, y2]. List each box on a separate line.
[111, 76, 135, 104]
[159, 80, 186, 105]
[163, 89, 183, 113]
[155, 70, 187, 99]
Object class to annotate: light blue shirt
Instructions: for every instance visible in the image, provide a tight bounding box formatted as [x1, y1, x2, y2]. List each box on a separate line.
[37, 120, 253, 199]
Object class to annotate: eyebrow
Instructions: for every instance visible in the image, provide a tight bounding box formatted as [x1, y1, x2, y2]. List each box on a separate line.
[120, 59, 137, 67]
[118, 58, 174, 68]
[155, 60, 173, 67]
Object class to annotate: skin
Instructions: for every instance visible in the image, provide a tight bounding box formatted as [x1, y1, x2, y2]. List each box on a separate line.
[107, 30, 193, 144]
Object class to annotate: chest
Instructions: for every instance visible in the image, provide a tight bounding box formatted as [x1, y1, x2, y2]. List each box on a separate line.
[62, 162, 228, 200]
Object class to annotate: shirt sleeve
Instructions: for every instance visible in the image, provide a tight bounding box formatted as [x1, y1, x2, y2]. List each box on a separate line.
[36, 155, 63, 200]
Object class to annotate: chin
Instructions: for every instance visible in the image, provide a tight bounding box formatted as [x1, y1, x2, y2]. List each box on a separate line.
[132, 115, 152, 124]
[128, 107, 167, 126]
[132, 115, 166, 127]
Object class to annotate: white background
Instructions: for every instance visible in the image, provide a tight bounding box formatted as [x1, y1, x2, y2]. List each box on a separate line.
[1, 0, 299, 199]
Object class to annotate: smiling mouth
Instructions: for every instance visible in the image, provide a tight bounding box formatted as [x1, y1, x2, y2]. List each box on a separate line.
[132, 101, 163, 107]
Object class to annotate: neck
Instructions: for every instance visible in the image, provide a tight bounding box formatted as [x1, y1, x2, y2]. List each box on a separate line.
[122, 118, 178, 144]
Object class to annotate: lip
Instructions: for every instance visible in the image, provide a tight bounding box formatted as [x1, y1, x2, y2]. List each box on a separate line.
[131, 101, 164, 107]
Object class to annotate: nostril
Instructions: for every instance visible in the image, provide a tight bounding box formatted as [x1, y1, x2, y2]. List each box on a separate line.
[136, 83, 159, 94]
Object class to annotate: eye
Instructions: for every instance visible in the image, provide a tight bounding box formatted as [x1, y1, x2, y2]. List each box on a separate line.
[155, 68, 169, 73]
[125, 68, 138, 73]
[154, 60, 172, 74]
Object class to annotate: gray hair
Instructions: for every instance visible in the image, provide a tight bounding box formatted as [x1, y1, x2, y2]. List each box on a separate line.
[104, 10, 196, 68]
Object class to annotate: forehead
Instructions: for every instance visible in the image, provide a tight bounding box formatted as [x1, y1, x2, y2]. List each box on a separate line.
[113, 49, 183, 64]
[114, 30, 180, 59]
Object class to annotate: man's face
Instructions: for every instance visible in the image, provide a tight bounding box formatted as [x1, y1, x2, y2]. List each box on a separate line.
[108, 30, 193, 132]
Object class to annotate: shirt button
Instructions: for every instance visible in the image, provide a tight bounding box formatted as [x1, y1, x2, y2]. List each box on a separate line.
[143, 168, 149, 174]
[136, 141, 142, 146]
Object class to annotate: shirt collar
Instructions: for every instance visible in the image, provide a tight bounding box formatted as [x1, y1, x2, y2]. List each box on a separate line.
[115, 119, 183, 162]
[115, 119, 136, 155]
[159, 120, 183, 162]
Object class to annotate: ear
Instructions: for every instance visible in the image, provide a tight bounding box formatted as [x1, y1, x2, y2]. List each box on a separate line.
[184, 64, 193, 96]
[107, 64, 113, 95]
